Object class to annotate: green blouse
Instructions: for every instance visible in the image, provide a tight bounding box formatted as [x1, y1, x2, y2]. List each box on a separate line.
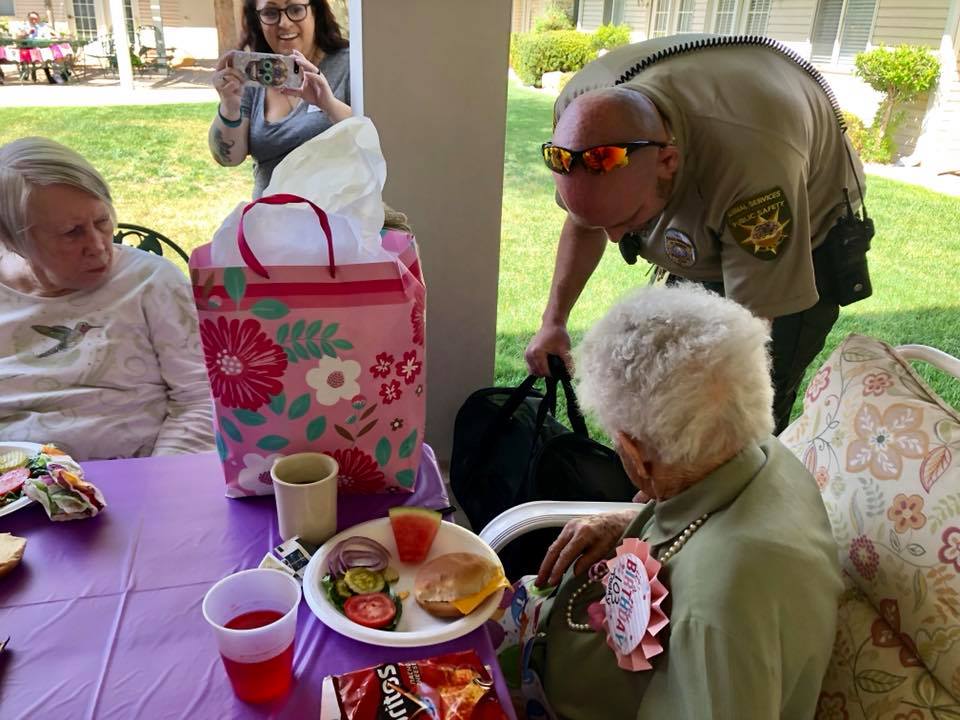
[534, 437, 843, 719]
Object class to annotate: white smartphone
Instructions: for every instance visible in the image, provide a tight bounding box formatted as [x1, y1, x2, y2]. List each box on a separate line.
[232, 51, 303, 90]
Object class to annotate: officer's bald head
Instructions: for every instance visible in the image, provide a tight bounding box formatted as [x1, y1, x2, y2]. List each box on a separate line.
[553, 87, 670, 149]
[549, 86, 679, 241]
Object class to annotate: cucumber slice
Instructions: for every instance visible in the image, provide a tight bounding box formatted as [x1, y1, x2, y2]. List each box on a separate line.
[0, 450, 28, 474]
[335, 579, 353, 599]
[344, 567, 385, 594]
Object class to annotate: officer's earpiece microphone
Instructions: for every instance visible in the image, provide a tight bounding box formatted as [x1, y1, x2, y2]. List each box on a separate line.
[619, 232, 642, 265]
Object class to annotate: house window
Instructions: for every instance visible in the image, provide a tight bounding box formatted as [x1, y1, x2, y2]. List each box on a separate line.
[745, 0, 771, 35]
[811, 0, 877, 66]
[676, 0, 696, 32]
[713, 0, 739, 34]
[123, 0, 136, 42]
[651, 0, 672, 37]
[651, 0, 696, 37]
[72, 0, 99, 40]
[603, 0, 625, 25]
[0, 1, 15, 17]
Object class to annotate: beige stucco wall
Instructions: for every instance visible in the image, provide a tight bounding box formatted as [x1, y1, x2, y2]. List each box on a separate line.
[354, 0, 511, 459]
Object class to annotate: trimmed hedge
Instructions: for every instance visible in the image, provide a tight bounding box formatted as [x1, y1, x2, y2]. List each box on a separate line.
[591, 23, 631, 51]
[512, 30, 596, 87]
[842, 110, 894, 164]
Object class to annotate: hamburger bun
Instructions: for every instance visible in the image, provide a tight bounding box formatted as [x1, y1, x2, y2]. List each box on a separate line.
[0, 533, 26, 577]
[413, 552, 503, 618]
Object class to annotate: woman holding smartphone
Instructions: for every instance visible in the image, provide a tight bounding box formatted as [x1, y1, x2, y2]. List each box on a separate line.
[209, 0, 352, 198]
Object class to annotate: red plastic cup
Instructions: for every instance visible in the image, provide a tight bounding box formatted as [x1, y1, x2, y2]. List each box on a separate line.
[202, 568, 301, 703]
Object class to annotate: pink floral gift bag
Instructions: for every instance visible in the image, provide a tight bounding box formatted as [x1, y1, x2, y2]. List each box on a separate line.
[189, 194, 426, 497]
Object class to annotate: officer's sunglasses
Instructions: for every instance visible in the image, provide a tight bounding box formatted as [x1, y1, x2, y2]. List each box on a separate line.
[541, 140, 668, 175]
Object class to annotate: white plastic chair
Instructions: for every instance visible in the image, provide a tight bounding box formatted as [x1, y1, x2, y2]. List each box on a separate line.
[478, 343, 959, 552]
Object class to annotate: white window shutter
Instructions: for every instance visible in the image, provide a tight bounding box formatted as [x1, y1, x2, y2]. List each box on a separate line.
[811, 0, 844, 63]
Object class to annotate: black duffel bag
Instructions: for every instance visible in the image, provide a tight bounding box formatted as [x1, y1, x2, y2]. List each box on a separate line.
[449, 356, 636, 578]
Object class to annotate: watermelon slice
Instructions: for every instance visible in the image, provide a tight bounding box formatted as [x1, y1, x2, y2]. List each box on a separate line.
[389, 507, 441, 564]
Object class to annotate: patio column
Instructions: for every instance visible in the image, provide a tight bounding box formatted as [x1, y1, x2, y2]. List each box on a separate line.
[107, 0, 134, 90]
[349, 0, 512, 460]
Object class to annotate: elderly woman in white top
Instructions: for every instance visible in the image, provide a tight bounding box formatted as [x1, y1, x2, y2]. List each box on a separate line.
[0, 137, 213, 460]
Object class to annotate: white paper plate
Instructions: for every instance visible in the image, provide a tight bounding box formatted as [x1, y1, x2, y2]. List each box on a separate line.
[303, 517, 506, 648]
[0, 441, 42, 518]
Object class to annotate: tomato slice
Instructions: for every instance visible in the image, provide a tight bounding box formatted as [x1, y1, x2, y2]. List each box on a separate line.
[0, 467, 28, 496]
[343, 592, 397, 629]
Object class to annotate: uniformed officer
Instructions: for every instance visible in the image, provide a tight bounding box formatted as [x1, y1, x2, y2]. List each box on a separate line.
[525, 35, 870, 433]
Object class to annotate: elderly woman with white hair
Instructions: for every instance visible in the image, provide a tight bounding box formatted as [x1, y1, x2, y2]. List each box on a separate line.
[520, 284, 842, 719]
[0, 137, 213, 460]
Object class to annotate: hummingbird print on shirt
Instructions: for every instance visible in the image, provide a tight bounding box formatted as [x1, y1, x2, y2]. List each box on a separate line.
[31, 322, 101, 358]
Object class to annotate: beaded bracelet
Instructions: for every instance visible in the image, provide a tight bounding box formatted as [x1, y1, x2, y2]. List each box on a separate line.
[218, 106, 243, 128]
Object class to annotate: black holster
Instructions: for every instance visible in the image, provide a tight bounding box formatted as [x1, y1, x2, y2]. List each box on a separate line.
[818, 211, 875, 306]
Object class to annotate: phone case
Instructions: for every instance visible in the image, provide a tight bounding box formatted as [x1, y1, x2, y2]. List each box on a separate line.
[233, 51, 302, 90]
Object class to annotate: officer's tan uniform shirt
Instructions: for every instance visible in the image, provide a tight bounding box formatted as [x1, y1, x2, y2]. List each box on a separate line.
[555, 36, 866, 318]
[534, 437, 843, 719]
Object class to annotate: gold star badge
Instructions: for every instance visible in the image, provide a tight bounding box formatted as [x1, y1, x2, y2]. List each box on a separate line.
[725, 187, 793, 261]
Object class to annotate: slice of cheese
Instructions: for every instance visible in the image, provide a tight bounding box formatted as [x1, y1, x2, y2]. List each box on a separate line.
[450, 569, 510, 615]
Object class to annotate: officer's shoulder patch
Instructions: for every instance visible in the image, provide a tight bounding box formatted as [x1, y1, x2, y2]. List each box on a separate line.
[663, 228, 696, 268]
[724, 187, 792, 261]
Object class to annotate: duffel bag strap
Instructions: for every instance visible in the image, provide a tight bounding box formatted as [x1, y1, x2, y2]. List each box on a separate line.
[547, 355, 589, 437]
[465, 374, 547, 466]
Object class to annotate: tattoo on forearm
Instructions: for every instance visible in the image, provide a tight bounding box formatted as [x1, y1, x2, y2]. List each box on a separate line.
[212, 127, 236, 165]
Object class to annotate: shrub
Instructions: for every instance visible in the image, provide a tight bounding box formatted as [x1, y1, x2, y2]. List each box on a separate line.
[854, 44, 940, 137]
[591, 23, 631, 51]
[532, 1, 574, 33]
[557, 71, 575, 94]
[512, 30, 596, 87]
[842, 110, 895, 164]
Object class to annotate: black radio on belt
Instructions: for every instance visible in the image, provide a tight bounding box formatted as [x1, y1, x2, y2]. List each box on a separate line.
[822, 188, 874, 306]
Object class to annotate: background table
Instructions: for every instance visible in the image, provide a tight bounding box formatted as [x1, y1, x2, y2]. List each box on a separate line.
[0, 447, 516, 719]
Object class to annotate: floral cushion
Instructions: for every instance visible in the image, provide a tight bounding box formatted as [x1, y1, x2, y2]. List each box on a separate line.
[817, 583, 955, 720]
[780, 334, 960, 704]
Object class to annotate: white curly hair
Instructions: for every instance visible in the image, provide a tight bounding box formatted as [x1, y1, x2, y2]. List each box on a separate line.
[574, 284, 774, 467]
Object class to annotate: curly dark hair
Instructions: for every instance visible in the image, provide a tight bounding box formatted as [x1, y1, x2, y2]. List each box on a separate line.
[238, 0, 349, 55]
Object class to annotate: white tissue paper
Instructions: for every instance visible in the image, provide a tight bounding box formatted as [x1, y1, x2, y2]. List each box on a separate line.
[211, 116, 392, 267]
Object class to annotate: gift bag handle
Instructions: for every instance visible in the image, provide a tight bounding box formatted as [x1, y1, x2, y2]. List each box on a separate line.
[236, 192, 337, 280]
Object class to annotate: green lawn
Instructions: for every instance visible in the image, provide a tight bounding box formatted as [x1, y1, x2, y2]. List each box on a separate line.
[1, 83, 958, 414]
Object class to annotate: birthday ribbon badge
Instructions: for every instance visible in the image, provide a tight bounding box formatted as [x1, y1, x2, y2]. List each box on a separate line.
[586, 538, 668, 672]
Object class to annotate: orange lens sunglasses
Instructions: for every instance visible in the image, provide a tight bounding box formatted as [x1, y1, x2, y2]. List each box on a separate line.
[541, 140, 668, 175]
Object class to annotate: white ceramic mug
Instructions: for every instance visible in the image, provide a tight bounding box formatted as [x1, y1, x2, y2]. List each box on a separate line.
[271, 452, 338, 544]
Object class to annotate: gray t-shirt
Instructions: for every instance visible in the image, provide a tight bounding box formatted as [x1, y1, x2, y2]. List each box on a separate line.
[240, 48, 350, 198]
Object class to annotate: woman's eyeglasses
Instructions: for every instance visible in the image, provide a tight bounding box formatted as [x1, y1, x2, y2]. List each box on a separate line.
[258, 3, 310, 25]
[541, 140, 668, 175]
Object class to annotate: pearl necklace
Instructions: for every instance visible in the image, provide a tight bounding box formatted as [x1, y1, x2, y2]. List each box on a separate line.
[565, 513, 709, 632]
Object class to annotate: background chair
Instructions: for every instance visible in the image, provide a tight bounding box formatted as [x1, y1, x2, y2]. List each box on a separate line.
[480, 336, 960, 720]
[113, 223, 188, 264]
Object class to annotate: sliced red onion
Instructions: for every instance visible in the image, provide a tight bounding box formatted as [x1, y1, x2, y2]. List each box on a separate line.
[326, 536, 391, 575]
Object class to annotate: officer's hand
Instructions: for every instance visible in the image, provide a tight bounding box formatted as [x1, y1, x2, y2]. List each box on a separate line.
[535, 510, 639, 588]
[524, 323, 572, 377]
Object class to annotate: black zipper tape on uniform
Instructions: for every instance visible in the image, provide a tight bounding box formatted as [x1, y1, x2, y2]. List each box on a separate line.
[613, 35, 847, 133]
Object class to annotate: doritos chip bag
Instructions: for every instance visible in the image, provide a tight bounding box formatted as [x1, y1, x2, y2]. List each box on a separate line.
[331, 650, 509, 720]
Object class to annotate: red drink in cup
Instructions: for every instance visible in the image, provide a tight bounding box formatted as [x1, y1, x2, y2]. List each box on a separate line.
[203, 569, 301, 703]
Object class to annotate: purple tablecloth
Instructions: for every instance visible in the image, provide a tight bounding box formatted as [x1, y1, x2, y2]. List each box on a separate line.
[0, 446, 517, 719]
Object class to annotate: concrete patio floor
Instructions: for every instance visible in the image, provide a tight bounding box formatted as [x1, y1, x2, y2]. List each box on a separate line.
[0, 61, 218, 106]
